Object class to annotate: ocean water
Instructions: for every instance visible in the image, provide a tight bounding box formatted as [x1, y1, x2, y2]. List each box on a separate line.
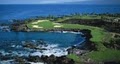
[0, 4, 120, 21]
[0, 32, 84, 48]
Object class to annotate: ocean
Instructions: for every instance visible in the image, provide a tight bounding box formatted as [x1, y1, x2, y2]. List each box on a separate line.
[0, 4, 120, 21]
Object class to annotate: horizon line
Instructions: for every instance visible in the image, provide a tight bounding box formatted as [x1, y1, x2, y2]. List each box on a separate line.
[0, 3, 120, 5]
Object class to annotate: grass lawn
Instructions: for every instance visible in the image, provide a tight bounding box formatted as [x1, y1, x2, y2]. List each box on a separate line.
[67, 50, 120, 63]
[34, 21, 54, 29]
[86, 49, 120, 62]
[67, 54, 81, 64]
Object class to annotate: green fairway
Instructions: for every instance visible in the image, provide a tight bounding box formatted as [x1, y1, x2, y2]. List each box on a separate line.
[86, 49, 120, 62]
[67, 54, 81, 63]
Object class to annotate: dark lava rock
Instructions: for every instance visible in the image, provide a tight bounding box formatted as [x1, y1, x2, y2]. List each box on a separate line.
[14, 56, 27, 64]
[27, 56, 42, 62]
[25, 55, 75, 64]
[104, 61, 120, 64]
[0, 54, 13, 61]
[23, 42, 37, 49]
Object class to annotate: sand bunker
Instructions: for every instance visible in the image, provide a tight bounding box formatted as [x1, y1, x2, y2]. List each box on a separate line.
[32, 20, 46, 24]
[33, 25, 43, 28]
[54, 25, 63, 28]
[53, 23, 63, 28]
[37, 20, 47, 22]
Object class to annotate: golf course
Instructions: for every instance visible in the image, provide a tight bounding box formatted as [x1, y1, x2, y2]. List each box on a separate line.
[26, 18, 120, 63]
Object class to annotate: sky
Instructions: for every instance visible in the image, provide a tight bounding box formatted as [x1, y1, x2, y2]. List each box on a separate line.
[0, 0, 120, 4]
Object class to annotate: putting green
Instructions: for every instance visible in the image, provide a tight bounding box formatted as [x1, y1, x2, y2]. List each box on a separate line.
[27, 20, 63, 29]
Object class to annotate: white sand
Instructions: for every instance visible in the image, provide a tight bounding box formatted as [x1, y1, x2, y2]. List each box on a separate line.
[53, 23, 63, 28]
[32, 20, 47, 24]
[54, 25, 62, 28]
[37, 20, 47, 22]
[33, 25, 43, 28]
[33, 25, 39, 28]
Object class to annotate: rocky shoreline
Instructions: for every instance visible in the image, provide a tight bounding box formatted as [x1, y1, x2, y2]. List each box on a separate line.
[0, 28, 95, 64]
[0, 40, 76, 64]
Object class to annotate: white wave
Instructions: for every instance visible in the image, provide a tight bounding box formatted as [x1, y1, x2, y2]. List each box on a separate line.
[41, 44, 58, 49]
[0, 50, 30, 57]
[29, 62, 44, 64]
[62, 31, 82, 34]
[0, 43, 68, 59]
[30, 52, 42, 57]
[30, 44, 68, 57]
[30, 48, 68, 57]
[0, 50, 10, 56]
[0, 60, 14, 64]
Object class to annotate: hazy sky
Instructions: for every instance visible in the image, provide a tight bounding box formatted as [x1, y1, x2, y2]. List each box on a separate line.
[0, 0, 120, 4]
